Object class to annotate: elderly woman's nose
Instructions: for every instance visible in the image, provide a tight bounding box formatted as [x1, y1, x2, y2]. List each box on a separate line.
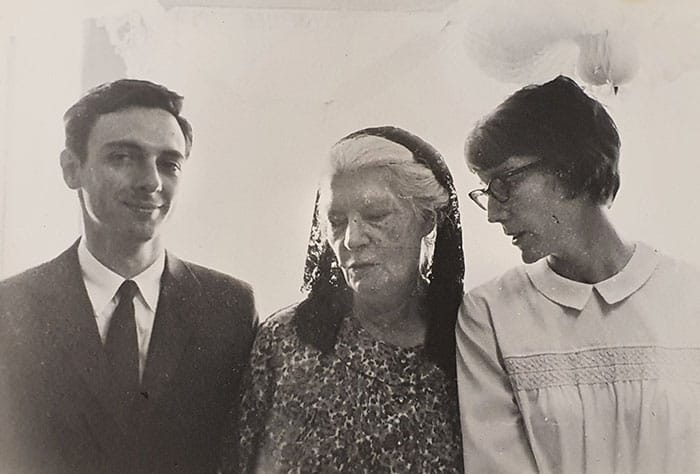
[343, 217, 369, 249]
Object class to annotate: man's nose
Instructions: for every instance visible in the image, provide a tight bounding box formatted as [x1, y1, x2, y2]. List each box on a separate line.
[343, 218, 369, 249]
[135, 158, 163, 193]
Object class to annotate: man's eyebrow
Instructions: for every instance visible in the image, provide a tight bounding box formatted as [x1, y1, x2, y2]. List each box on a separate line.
[101, 140, 143, 150]
[101, 140, 185, 160]
[160, 149, 186, 160]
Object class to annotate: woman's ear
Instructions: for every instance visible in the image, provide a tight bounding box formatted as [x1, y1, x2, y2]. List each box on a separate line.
[419, 209, 437, 238]
[547, 171, 577, 201]
[60, 148, 82, 190]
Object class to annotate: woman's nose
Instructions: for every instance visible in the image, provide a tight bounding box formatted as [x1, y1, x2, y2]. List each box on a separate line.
[487, 196, 508, 223]
[343, 218, 369, 249]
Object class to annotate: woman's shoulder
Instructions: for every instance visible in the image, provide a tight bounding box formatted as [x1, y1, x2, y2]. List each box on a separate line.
[466, 264, 530, 302]
[252, 301, 332, 372]
[246, 303, 307, 365]
[645, 243, 700, 279]
[257, 303, 301, 339]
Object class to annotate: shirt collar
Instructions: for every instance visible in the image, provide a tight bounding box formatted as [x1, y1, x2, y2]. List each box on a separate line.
[525, 242, 660, 310]
[77, 238, 165, 313]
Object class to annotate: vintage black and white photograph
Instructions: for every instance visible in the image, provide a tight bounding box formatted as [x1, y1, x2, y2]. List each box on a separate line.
[1, 0, 699, 472]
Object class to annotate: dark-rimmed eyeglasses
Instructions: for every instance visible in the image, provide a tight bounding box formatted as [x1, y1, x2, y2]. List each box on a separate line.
[468, 161, 544, 211]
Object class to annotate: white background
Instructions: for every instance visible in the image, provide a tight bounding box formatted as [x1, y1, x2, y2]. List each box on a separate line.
[1, 1, 699, 317]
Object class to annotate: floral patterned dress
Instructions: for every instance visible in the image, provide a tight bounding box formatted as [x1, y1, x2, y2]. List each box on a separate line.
[226, 305, 463, 473]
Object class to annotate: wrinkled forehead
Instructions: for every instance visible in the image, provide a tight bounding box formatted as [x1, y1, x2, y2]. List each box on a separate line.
[317, 167, 397, 214]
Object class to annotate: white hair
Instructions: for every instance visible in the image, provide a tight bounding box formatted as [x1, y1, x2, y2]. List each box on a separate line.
[323, 134, 449, 219]
[319, 134, 450, 277]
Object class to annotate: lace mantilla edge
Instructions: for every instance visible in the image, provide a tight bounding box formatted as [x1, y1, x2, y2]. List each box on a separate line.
[504, 346, 700, 391]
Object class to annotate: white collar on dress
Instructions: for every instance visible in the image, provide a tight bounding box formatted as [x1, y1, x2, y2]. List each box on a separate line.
[525, 242, 660, 310]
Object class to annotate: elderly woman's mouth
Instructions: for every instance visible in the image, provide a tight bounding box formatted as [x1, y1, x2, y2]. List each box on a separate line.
[347, 262, 378, 273]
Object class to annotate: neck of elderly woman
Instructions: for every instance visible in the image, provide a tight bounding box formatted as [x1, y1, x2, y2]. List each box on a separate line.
[352, 283, 427, 347]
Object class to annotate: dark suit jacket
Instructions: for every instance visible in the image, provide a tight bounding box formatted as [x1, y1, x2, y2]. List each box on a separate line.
[0, 241, 258, 473]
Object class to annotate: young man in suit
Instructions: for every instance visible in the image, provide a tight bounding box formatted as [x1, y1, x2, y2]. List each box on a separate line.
[0, 79, 258, 473]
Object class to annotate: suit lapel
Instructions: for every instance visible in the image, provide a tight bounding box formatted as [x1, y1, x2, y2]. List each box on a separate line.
[39, 242, 131, 451]
[48, 241, 110, 400]
[140, 252, 197, 402]
[44, 247, 199, 412]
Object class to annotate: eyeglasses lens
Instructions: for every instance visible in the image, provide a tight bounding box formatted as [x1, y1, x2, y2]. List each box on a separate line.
[474, 192, 489, 210]
[488, 178, 509, 202]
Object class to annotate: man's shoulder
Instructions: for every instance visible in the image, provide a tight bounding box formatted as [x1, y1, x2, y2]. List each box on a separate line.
[0, 251, 72, 302]
[178, 258, 253, 295]
[0, 251, 77, 349]
[171, 257, 258, 329]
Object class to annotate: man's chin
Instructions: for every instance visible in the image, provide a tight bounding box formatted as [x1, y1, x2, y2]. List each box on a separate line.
[119, 225, 162, 244]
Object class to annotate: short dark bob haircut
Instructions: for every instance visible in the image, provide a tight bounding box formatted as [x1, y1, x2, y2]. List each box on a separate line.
[63, 79, 193, 161]
[466, 75, 621, 205]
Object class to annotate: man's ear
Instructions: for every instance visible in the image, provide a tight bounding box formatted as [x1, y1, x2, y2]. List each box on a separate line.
[60, 148, 82, 189]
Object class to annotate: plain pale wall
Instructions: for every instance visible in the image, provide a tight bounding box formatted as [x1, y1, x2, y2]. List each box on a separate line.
[1, 4, 699, 318]
[0, 12, 84, 276]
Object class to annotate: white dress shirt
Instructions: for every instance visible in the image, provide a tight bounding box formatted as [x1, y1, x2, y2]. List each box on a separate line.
[78, 239, 165, 380]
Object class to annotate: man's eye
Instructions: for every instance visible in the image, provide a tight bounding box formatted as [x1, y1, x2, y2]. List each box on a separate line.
[160, 161, 182, 174]
[110, 151, 133, 161]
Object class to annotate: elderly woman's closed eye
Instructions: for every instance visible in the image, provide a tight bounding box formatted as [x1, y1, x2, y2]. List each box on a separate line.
[320, 167, 434, 346]
[220, 127, 465, 474]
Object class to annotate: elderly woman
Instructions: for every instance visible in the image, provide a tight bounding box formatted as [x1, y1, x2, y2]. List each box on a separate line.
[221, 127, 464, 473]
[457, 76, 700, 473]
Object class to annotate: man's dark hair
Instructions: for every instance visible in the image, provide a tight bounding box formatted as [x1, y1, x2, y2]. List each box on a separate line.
[466, 75, 621, 205]
[63, 79, 193, 160]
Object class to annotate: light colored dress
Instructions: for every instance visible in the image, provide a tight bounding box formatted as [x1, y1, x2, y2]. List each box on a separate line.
[456, 242, 700, 473]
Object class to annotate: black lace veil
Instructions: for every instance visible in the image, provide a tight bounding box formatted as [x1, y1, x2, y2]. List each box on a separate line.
[294, 126, 465, 375]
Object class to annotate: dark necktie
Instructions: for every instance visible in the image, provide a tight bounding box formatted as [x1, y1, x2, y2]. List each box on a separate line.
[105, 280, 140, 397]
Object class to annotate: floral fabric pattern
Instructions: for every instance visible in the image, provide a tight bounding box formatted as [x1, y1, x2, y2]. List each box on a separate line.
[228, 306, 463, 473]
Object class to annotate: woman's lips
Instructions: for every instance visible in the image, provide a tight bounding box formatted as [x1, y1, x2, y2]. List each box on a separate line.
[348, 262, 376, 271]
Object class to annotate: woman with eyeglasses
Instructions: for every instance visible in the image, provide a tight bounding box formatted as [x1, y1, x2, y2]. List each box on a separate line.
[456, 76, 700, 473]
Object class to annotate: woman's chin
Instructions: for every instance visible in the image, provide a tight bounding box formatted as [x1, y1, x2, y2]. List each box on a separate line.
[518, 245, 548, 264]
[349, 280, 380, 297]
[350, 281, 418, 309]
